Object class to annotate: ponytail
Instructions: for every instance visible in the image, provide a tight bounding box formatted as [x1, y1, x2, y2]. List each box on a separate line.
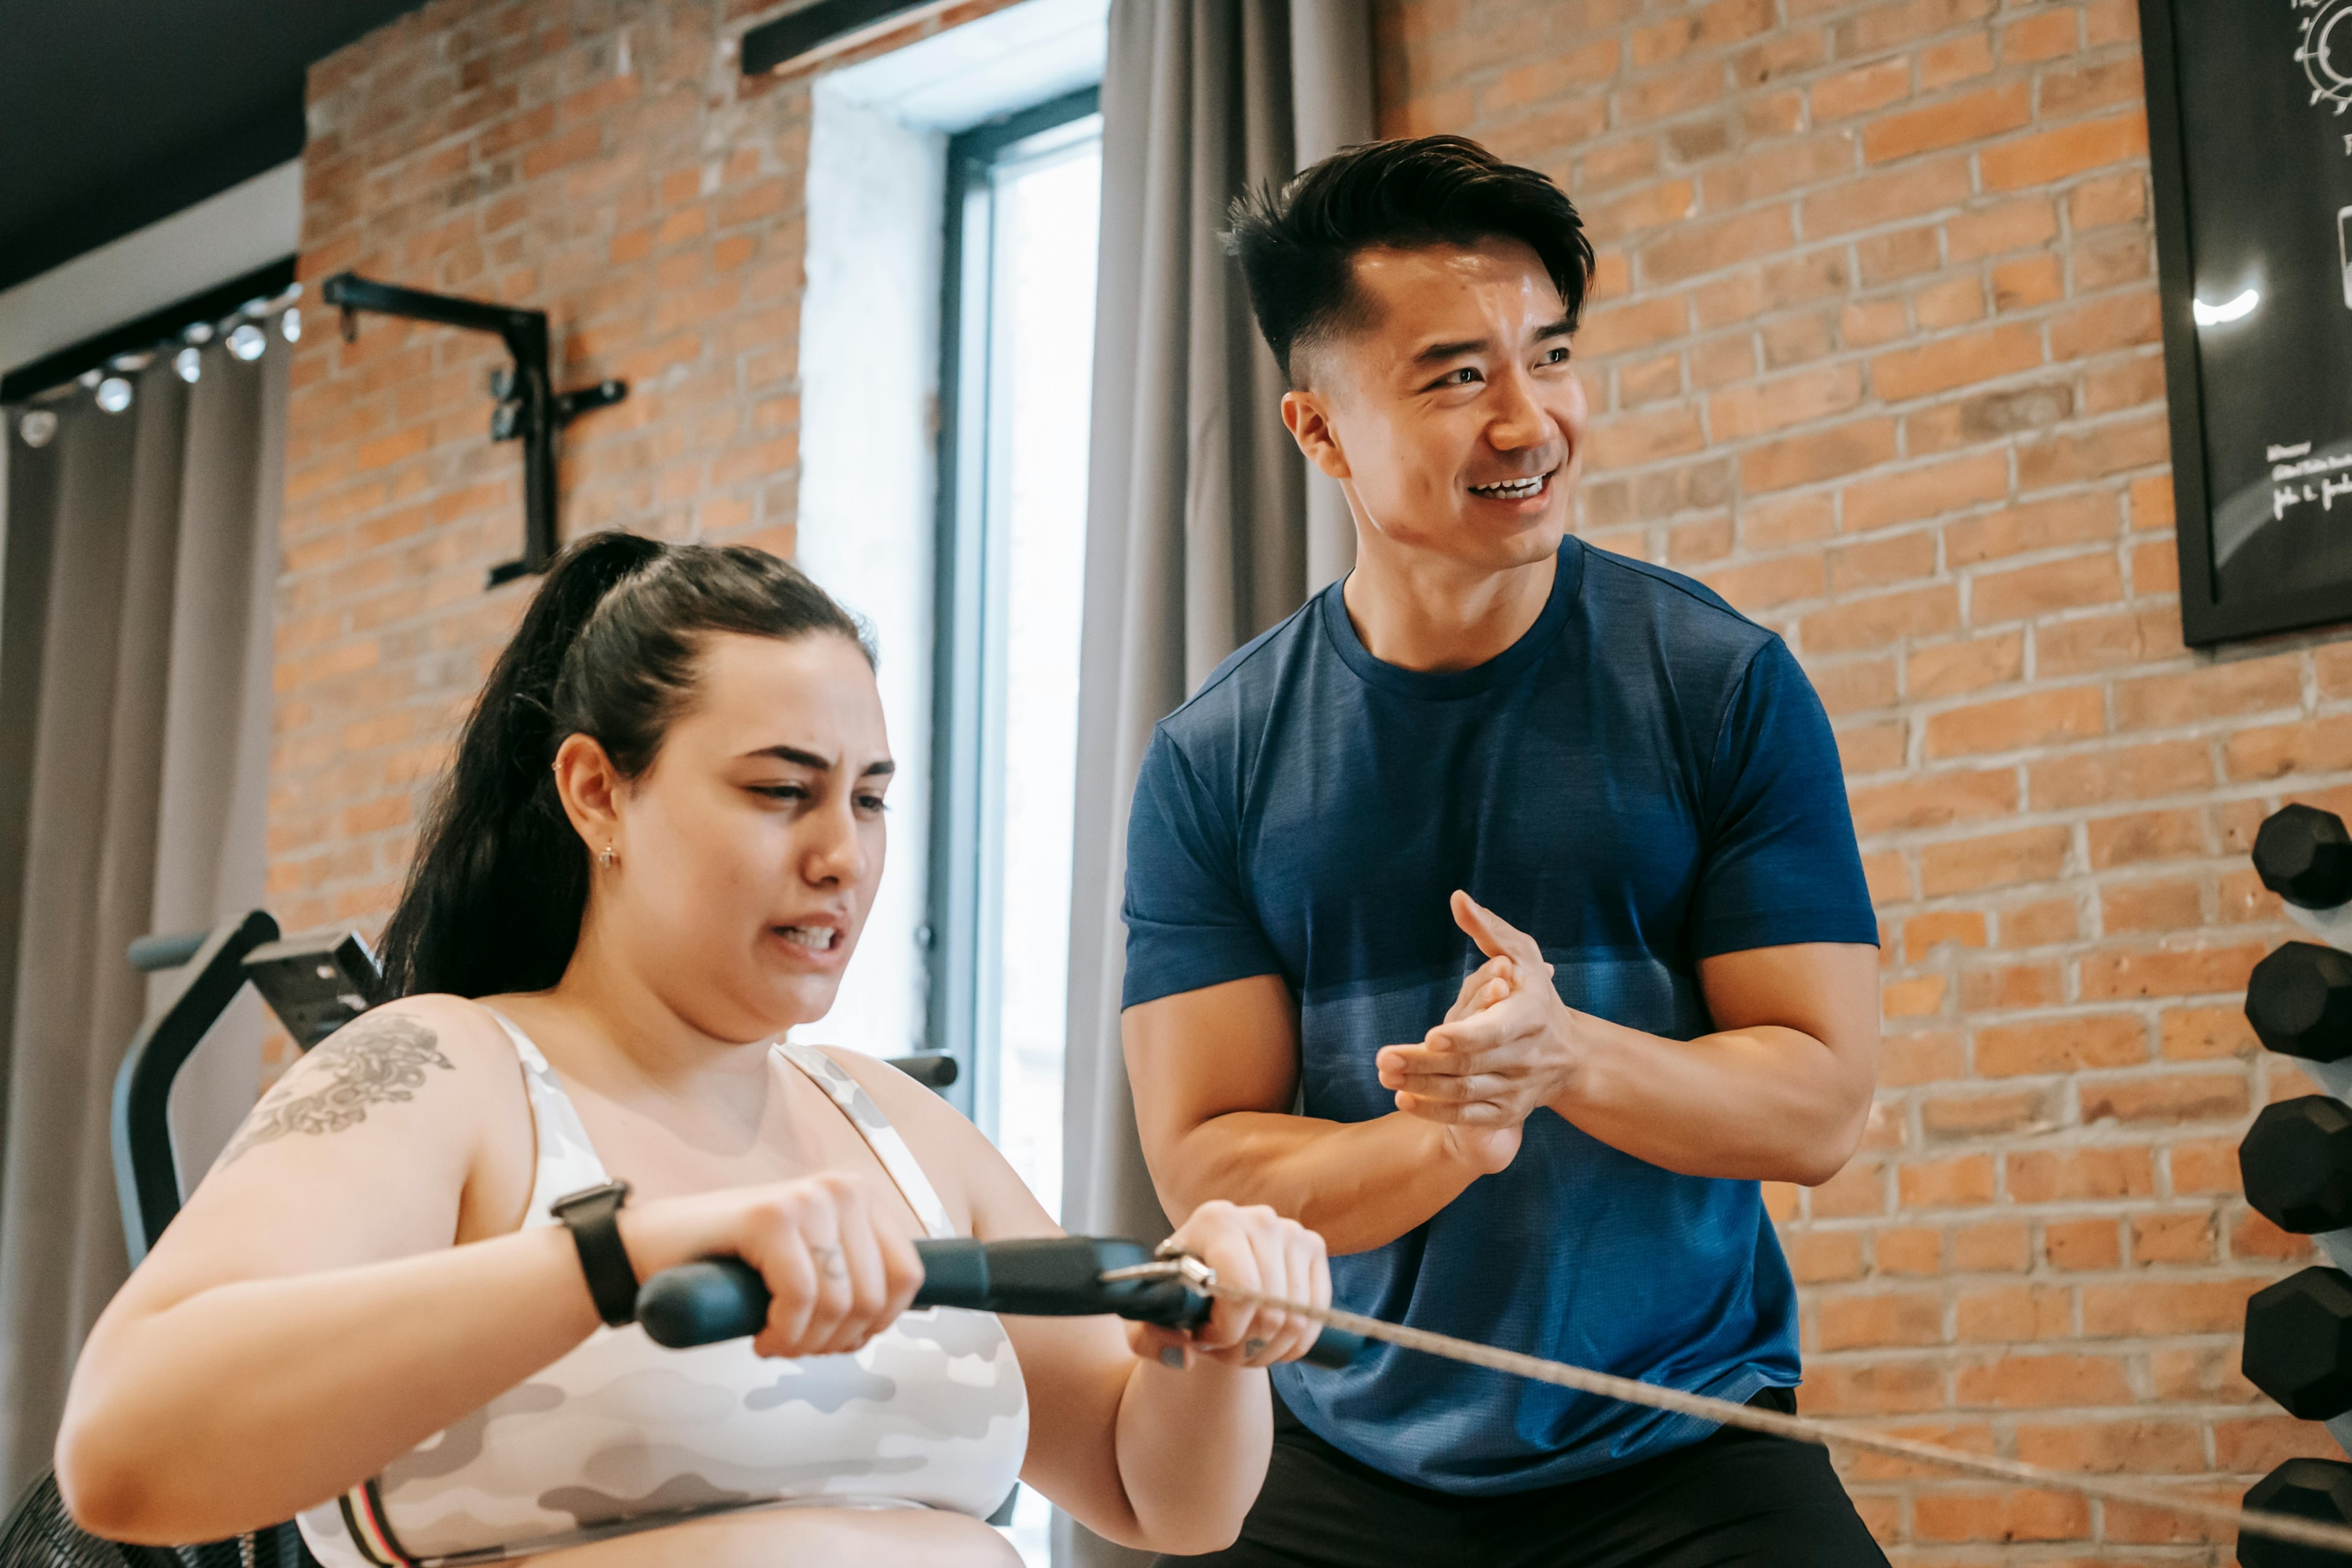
[378, 532, 867, 999]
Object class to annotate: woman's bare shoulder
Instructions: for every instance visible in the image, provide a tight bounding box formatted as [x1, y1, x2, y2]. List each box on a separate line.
[221, 994, 516, 1159]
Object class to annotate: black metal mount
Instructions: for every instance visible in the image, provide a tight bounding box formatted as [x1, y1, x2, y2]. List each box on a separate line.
[319, 272, 628, 589]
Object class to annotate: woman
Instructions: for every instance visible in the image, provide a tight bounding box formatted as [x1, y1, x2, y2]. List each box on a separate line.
[55, 535, 1332, 1567]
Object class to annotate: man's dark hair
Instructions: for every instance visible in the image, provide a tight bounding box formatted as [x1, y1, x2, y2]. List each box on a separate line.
[1225, 135, 1596, 386]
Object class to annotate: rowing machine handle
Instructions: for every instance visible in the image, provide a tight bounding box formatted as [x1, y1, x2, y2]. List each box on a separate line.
[637, 1236, 1363, 1369]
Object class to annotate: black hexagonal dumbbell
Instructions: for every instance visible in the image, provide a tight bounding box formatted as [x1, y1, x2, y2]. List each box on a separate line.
[2240, 1457, 2352, 1567]
[2258, 804, 2352, 912]
[2245, 1097, 2352, 1236]
[2249, 943, 2352, 1063]
[2246, 1266, 2352, 1421]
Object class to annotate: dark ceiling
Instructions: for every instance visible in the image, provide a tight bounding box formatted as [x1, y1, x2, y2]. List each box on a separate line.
[0, 0, 427, 295]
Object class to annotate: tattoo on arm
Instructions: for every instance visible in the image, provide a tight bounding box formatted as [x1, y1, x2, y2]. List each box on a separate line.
[219, 1015, 455, 1166]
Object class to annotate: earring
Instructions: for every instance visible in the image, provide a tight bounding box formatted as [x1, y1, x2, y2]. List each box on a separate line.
[597, 844, 616, 870]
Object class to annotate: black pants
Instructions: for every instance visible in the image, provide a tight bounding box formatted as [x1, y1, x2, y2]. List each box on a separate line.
[1160, 1389, 1890, 1568]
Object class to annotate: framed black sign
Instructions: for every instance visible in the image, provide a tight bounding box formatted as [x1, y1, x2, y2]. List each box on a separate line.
[2144, 0, 2352, 645]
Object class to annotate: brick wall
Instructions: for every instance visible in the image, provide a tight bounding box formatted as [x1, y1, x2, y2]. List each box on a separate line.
[1375, 0, 2340, 1557]
[270, 0, 1005, 1076]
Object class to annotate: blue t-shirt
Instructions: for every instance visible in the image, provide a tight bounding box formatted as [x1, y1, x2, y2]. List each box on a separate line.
[1120, 536, 1877, 1494]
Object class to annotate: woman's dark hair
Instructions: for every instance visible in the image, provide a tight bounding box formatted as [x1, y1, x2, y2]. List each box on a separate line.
[379, 532, 872, 999]
[1224, 134, 1596, 385]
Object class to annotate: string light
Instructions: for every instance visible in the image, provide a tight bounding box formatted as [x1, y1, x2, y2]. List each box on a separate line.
[2, 282, 301, 428]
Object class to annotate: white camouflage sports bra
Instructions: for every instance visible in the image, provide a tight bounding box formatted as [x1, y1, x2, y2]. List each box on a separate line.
[297, 1013, 1029, 1567]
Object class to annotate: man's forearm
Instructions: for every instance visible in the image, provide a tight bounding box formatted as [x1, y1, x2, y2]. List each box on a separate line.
[1551, 1013, 1871, 1185]
[1156, 1110, 1491, 1256]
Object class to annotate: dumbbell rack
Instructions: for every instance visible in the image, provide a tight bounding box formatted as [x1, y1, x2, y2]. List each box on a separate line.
[2237, 805, 2352, 1557]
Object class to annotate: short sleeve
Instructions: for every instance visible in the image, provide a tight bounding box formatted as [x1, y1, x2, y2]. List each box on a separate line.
[1119, 726, 1286, 1008]
[1688, 638, 1879, 958]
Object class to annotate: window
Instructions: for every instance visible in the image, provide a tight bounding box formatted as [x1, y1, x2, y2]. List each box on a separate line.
[928, 89, 1103, 1225]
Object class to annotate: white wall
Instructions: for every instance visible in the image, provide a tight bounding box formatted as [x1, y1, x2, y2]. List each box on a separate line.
[789, 0, 1108, 1067]
[793, 93, 948, 1059]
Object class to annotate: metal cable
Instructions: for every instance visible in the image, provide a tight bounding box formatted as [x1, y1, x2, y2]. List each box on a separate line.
[1204, 1279, 2352, 1556]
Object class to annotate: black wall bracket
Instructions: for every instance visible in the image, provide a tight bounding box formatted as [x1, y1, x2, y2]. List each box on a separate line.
[319, 272, 627, 587]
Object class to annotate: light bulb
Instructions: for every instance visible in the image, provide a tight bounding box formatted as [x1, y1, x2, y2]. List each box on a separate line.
[96, 377, 133, 414]
[18, 409, 57, 447]
[227, 322, 266, 362]
[281, 306, 302, 343]
[174, 346, 203, 383]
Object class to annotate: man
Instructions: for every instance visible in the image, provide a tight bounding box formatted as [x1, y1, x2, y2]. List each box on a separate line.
[1119, 136, 1887, 1565]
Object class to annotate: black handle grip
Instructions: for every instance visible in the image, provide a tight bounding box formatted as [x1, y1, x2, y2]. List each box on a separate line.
[636, 1241, 1363, 1369]
[882, 1053, 960, 1090]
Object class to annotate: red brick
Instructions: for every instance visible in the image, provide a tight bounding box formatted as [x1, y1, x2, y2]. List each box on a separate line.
[2036, 605, 2184, 678]
[1952, 1219, 2031, 1273]
[1906, 631, 2024, 698]
[2045, 1217, 2123, 1270]
[1923, 687, 2103, 759]
[1874, 1225, 1943, 1275]
[1863, 83, 2031, 165]
[1975, 1015, 2146, 1077]
[1921, 1085, 2055, 1139]
[1841, 449, 2009, 534]
[2160, 1005, 2258, 1061]
[1980, 112, 2151, 192]
[2027, 740, 2211, 811]
[1944, 491, 2118, 567]
[1900, 1153, 1997, 1207]
[2081, 1073, 2247, 1127]
[2009, 1146, 2155, 1203]
[2049, 290, 2162, 360]
[1919, 32, 1993, 91]
[2001, 9, 2079, 62]
[2130, 1209, 2220, 1264]
[1992, 253, 2065, 313]
[1971, 552, 2125, 624]
[2100, 875, 2204, 934]
[1801, 154, 1974, 237]
[1873, 322, 2046, 402]
[1818, 1289, 1945, 1349]
[1639, 207, 1797, 287]
[1954, 1282, 2070, 1342]
[1954, 1352, 2133, 1410]
[1919, 824, 2070, 895]
[1810, 57, 1908, 121]
[1946, 197, 2059, 262]
[1707, 363, 1864, 441]
[2113, 656, 2303, 730]
[2226, 720, 2352, 783]
[1786, 1229, 1866, 1283]
[1828, 530, 1936, 593]
[1741, 418, 1900, 494]
[2081, 1278, 2258, 1337]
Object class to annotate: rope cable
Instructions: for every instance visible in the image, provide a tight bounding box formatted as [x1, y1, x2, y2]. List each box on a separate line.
[1204, 1278, 2352, 1556]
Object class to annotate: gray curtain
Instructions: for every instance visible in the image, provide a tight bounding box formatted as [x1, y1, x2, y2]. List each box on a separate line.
[1057, 2, 1371, 1562]
[0, 339, 284, 1498]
